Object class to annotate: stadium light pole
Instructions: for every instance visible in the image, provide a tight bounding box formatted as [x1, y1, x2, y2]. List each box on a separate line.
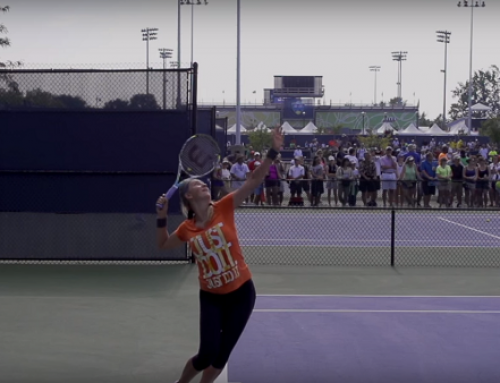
[391, 51, 407, 104]
[159, 48, 174, 110]
[369, 66, 381, 104]
[180, 0, 209, 66]
[458, 1, 486, 133]
[437, 30, 451, 130]
[142, 27, 158, 94]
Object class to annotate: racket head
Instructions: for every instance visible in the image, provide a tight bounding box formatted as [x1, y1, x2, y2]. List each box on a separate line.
[178, 134, 221, 178]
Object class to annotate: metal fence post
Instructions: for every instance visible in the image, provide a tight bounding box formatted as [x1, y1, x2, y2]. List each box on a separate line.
[391, 209, 396, 267]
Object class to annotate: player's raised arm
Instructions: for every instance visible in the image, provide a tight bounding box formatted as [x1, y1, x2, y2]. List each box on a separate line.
[233, 126, 284, 207]
[155, 194, 184, 250]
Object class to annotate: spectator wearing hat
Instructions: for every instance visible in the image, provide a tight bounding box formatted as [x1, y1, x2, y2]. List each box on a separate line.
[380, 146, 398, 207]
[326, 156, 338, 206]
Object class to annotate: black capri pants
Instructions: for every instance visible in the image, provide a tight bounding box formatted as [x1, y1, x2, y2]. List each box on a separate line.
[192, 279, 256, 371]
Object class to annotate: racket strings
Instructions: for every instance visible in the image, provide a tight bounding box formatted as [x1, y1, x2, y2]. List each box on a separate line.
[181, 136, 220, 176]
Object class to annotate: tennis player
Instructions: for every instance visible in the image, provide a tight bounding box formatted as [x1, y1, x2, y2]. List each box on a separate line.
[156, 126, 283, 383]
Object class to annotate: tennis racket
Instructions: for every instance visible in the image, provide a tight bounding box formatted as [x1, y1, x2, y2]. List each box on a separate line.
[157, 134, 221, 208]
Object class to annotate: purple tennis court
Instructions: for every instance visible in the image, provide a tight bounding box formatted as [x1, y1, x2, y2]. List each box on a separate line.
[233, 211, 500, 267]
[236, 211, 500, 247]
[224, 295, 500, 383]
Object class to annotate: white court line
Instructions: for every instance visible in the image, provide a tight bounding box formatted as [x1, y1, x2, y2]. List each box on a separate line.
[437, 217, 500, 240]
[254, 309, 500, 314]
[257, 294, 500, 298]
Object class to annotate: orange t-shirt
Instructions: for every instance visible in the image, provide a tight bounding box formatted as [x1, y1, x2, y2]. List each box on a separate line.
[174, 193, 252, 295]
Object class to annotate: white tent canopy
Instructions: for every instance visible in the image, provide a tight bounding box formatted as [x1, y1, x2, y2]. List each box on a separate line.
[425, 123, 448, 136]
[256, 121, 268, 130]
[255, 121, 271, 132]
[399, 123, 421, 135]
[376, 122, 396, 134]
[215, 125, 224, 131]
[227, 124, 247, 134]
[470, 102, 492, 111]
[281, 121, 298, 133]
[449, 120, 469, 135]
[298, 121, 318, 134]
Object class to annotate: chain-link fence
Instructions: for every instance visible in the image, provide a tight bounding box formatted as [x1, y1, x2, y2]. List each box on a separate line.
[0, 66, 199, 263]
[0, 171, 189, 262]
[211, 179, 500, 268]
[0, 67, 195, 111]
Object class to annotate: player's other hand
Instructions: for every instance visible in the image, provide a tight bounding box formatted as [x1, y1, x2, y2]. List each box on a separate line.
[156, 194, 168, 217]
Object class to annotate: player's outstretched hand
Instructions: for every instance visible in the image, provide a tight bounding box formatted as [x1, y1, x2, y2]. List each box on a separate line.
[156, 194, 168, 217]
[272, 125, 284, 152]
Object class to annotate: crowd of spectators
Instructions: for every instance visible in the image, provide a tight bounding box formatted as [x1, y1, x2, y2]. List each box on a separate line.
[211, 136, 500, 209]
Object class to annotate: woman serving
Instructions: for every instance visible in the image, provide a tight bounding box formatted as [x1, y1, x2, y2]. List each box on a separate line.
[155, 127, 283, 383]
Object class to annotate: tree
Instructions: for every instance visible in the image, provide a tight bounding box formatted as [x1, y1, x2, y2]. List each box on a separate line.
[358, 132, 390, 151]
[247, 129, 272, 154]
[103, 99, 130, 110]
[449, 65, 500, 120]
[0, 5, 21, 69]
[1, 5, 21, 96]
[57, 94, 87, 109]
[482, 118, 500, 146]
[24, 89, 65, 108]
[129, 94, 160, 110]
[315, 126, 328, 135]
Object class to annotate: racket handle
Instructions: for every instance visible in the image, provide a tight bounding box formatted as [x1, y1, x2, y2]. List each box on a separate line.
[166, 185, 179, 200]
[156, 186, 179, 209]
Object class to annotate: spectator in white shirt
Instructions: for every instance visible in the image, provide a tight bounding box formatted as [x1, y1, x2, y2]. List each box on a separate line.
[230, 156, 249, 191]
[288, 158, 305, 198]
[345, 147, 358, 168]
[293, 146, 303, 159]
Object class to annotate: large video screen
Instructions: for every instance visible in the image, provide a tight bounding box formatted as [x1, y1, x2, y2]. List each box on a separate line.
[283, 98, 314, 120]
[282, 76, 314, 88]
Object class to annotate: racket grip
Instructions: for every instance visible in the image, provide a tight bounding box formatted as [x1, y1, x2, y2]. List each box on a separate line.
[156, 185, 179, 209]
[166, 185, 179, 200]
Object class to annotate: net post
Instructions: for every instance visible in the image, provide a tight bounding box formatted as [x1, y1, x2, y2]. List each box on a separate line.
[391, 208, 396, 267]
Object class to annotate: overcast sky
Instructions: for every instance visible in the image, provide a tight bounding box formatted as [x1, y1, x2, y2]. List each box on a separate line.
[1, 0, 499, 118]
